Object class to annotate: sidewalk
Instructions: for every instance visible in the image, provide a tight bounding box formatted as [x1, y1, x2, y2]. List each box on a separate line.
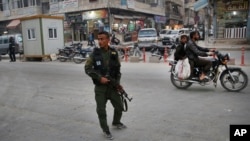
[196, 40, 250, 50]
[66, 38, 250, 50]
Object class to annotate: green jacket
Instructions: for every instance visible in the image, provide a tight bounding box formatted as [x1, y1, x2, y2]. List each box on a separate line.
[85, 47, 121, 86]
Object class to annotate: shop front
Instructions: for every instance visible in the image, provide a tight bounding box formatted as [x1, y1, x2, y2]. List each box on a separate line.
[65, 12, 86, 42]
[65, 8, 159, 42]
[65, 10, 109, 42]
[82, 9, 109, 39]
[215, 0, 249, 38]
[112, 14, 147, 42]
[154, 15, 166, 32]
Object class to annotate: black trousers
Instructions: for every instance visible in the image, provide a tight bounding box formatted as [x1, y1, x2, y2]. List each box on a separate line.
[189, 58, 212, 76]
[9, 51, 16, 61]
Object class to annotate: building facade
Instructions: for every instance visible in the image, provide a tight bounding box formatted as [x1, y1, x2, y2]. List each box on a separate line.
[165, 0, 184, 30]
[0, 0, 166, 42]
[184, 0, 249, 41]
[213, 0, 249, 39]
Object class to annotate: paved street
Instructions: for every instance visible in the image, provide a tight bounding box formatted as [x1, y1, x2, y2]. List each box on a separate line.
[0, 60, 250, 141]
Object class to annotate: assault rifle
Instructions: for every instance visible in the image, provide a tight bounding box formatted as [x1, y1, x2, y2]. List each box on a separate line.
[106, 75, 133, 112]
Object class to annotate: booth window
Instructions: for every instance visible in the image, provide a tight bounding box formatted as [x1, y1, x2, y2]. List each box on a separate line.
[48, 28, 57, 39]
[27, 28, 36, 40]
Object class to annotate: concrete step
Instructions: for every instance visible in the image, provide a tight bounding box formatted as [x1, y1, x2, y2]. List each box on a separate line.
[214, 38, 248, 44]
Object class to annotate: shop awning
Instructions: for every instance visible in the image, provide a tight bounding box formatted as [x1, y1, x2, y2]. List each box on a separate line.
[113, 15, 133, 20]
[6, 19, 20, 29]
[113, 15, 124, 19]
[193, 0, 208, 11]
[133, 16, 145, 20]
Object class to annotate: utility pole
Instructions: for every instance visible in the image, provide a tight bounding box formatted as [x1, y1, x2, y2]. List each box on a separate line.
[246, 0, 250, 43]
[212, 0, 217, 39]
[107, 0, 112, 33]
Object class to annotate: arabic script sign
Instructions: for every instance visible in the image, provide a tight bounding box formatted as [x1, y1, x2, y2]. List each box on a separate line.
[226, 0, 249, 11]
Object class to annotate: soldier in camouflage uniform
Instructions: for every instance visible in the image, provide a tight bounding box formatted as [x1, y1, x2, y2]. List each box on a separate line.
[84, 31, 126, 140]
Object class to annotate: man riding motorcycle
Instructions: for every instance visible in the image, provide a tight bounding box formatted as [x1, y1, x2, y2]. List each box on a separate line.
[186, 31, 215, 81]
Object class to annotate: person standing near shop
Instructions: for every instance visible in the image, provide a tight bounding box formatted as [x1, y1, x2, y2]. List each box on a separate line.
[88, 31, 95, 46]
[8, 36, 16, 62]
[84, 31, 126, 140]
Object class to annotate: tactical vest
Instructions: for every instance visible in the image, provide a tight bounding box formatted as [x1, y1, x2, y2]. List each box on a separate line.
[92, 47, 120, 85]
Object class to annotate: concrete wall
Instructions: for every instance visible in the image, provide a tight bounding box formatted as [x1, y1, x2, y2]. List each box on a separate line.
[0, 6, 42, 21]
[21, 17, 64, 55]
[41, 18, 64, 54]
[0, 0, 164, 21]
[21, 19, 42, 55]
[50, 0, 165, 16]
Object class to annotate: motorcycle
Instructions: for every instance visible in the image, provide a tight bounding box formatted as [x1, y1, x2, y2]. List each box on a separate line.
[58, 43, 82, 62]
[110, 34, 120, 45]
[151, 44, 175, 60]
[73, 45, 96, 64]
[169, 51, 248, 92]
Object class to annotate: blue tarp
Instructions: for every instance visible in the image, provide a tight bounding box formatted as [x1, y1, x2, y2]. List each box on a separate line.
[194, 0, 208, 11]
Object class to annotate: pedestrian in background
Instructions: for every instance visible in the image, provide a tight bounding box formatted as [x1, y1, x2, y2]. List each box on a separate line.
[85, 31, 126, 140]
[88, 31, 95, 46]
[8, 36, 16, 62]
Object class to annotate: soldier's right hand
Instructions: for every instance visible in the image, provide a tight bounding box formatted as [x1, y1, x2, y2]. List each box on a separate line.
[100, 77, 110, 84]
[116, 84, 123, 91]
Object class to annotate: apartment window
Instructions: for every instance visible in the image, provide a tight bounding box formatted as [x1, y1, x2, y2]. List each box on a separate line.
[30, 0, 35, 6]
[37, 0, 41, 5]
[29, 0, 41, 6]
[3, 36, 8, 43]
[27, 28, 36, 40]
[48, 28, 57, 39]
[17, 0, 23, 8]
[50, 0, 58, 3]
[24, 0, 28, 7]
[0, 0, 3, 11]
[172, 4, 179, 14]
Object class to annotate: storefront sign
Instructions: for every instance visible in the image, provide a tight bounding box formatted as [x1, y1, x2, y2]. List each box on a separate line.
[226, 0, 248, 11]
[127, 0, 135, 9]
[82, 10, 108, 20]
[63, 0, 78, 9]
[3, 10, 10, 17]
[154, 16, 166, 24]
[50, 3, 59, 12]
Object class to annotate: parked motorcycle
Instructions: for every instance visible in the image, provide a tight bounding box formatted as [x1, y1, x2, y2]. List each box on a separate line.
[57, 43, 82, 62]
[151, 44, 175, 60]
[110, 34, 120, 45]
[169, 51, 248, 92]
[73, 45, 96, 64]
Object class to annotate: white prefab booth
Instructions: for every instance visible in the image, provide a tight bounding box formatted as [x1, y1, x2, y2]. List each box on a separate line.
[20, 15, 64, 59]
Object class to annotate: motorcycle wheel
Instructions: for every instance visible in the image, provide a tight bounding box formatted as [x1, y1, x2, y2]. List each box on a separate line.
[58, 52, 67, 62]
[73, 53, 84, 64]
[170, 67, 192, 89]
[220, 69, 248, 92]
